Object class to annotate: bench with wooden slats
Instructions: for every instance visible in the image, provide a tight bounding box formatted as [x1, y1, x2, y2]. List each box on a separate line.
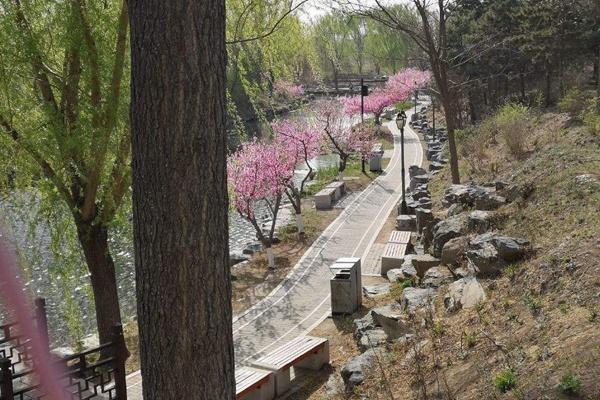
[235, 367, 274, 400]
[381, 230, 411, 275]
[251, 336, 329, 396]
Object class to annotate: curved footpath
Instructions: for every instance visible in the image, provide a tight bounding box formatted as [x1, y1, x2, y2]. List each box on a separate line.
[126, 106, 425, 397]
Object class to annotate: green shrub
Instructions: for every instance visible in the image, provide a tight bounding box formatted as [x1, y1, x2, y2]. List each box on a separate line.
[492, 103, 532, 158]
[558, 373, 581, 394]
[581, 98, 600, 135]
[494, 368, 517, 392]
[558, 88, 588, 115]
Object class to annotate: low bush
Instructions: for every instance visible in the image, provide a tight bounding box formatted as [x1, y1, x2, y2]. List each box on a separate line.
[494, 368, 517, 392]
[558, 373, 581, 395]
[492, 103, 532, 159]
[581, 98, 600, 135]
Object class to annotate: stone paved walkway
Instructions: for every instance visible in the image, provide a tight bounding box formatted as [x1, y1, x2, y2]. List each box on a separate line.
[125, 107, 424, 398]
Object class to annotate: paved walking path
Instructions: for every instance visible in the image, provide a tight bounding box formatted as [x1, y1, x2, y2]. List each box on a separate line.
[125, 106, 425, 398]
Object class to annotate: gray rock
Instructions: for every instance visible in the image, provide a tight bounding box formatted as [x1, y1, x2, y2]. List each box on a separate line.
[447, 203, 465, 217]
[410, 175, 430, 192]
[412, 189, 430, 201]
[242, 242, 263, 255]
[441, 236, 469, 266]
[341, 348, 384, 391]
[421, 266, 455, 288]
[396, 215, 417, 231]
[432, 215, 467, 257]
[353, 313, 376, 340]
[399, 258, 418, 280]
[325, 374, 344, 396]
[467, 233, 530, 275]
[386, 268, 406, 283]
[468, 210, 494, 233]
[229, 251, 250, 267]
[429, 161, 445, 171]
[371, 304, 411, 339]
[401, 287, 436, 313]
[409, 254, 441, 277]
[409, 165, 428, 179]
[363, 283, 391, 298]
[444, 276, 486, 313]
[467, 242, 504, 276]
[415, 208, 433, 234]
[417, 197, 432, 210]
[358, 328, 388, 351]
[474, 193, 506, 211]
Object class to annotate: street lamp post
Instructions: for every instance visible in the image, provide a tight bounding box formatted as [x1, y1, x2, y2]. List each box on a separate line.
[396, 110, 408, 214]
[432, 96, 436, 137]
[414, 82, 418, 116]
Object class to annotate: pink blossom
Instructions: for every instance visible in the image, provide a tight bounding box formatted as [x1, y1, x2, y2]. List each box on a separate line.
[340, 68, 431, 119]
[273, 80, 304, 99]
[227, 139, 294, 219]
[0, 235, 66, 400]
[271, 120, 322, 168]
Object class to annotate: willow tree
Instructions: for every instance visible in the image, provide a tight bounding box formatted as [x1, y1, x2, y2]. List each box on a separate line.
[0, 0, 130, 345]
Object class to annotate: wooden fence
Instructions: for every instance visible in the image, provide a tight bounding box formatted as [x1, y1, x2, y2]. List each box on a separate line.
[0, 298, 128, 400]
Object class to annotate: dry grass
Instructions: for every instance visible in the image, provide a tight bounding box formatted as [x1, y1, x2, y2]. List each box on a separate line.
[298, 110, 600, 399]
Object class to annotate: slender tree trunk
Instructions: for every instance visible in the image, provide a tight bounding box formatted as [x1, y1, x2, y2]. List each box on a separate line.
[76, 221, 122, 347]
[129, 0, 235, 398]
[440, 97, 460, 184]
[596, 46, 600, 104]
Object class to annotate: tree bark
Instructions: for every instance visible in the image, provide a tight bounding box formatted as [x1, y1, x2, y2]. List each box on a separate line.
[76, 221, 122, 347]
[128, 0, 235, 398]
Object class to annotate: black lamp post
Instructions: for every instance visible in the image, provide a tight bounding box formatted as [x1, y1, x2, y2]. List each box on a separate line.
[414, 83, 418, 116]
[396, 110, 408, 214]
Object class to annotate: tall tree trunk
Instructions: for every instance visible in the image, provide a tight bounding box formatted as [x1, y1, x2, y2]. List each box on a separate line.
[440, 97, 460, 184]
[129, 0, 234, 398]
[76, 221, 122, 347]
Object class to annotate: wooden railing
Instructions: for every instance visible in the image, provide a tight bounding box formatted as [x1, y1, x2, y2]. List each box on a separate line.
[0, 298, 128, 400]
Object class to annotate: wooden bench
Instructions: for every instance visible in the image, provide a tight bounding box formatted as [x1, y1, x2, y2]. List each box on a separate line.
[251, 336, 329, 396]
[314, 187, 337, 210]
[381, 231, 411, 276]
[236, 367, 275, 400]
[325, 181, 346, 201]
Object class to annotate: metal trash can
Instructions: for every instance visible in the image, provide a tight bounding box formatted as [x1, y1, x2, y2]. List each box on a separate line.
[330, 257, 362, 315]
[369, 143, 384, 172]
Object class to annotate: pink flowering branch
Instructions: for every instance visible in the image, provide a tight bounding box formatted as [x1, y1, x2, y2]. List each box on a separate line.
[0, 234, 66, 400]
[273, 80, 304, 100]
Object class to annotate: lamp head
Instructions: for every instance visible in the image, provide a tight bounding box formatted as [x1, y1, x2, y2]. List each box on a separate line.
[396, 112, 406, 129]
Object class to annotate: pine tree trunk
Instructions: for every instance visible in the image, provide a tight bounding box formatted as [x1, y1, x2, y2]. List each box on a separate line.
[129, 0, 234, 398]
[76, 221, 122, 347]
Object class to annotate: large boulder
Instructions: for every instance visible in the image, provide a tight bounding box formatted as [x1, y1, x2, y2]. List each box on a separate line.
[443, 184, 506, 210]
[371, 304, 412, 339]
[341, 348, 384, 391]
[444, 276, 486, 313]
[401, 287, 437, 313]
[358, 329, 388, 351]
[408, 254, 441, 277]
[474, 193, 506, 211]
[466, 241, 504, 275]
[229, 251, 250, 267]
[387, 268, 414, 283]
[467, 233, 530, 275]
[468, 210, 494, 233]
[421, 266, 455, 288]
[441, 236, 469, 266]
[432, 215, 468, 257]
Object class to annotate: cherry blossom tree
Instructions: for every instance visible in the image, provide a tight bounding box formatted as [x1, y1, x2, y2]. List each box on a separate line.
[272, 120, 322, 235]
[315, 100, 377, 179]
[341, 68, 431, 123]
[228, 140, 294, 268]
[273, 80, 305, 100]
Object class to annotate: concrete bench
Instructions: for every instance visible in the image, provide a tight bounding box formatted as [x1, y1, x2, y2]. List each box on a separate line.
[325, 181, 346, 201]
[314, 187, 337, 210]
[236, 367, 275, 400]
[381, 231, 411, 276]
[251, 336, 329, 396]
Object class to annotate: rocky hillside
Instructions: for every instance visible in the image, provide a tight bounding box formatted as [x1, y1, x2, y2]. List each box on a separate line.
[315, 106, 600, 399]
